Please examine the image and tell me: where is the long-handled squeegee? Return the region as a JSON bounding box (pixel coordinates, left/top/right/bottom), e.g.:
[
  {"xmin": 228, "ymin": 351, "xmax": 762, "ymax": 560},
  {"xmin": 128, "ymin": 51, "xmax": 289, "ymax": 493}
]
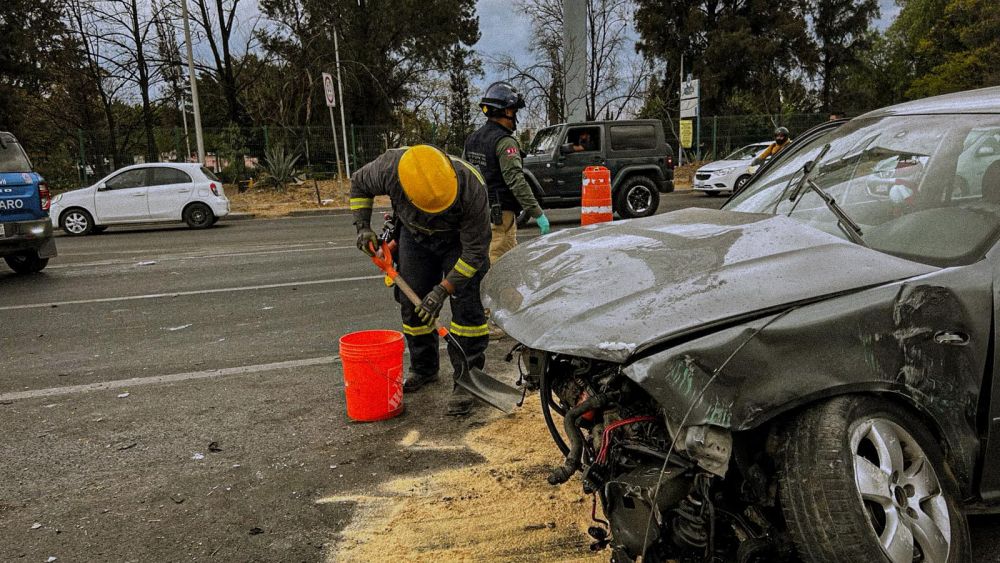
[{"xmin": 369, "ymin": 241, "xmax": 522, "ymax": 413}]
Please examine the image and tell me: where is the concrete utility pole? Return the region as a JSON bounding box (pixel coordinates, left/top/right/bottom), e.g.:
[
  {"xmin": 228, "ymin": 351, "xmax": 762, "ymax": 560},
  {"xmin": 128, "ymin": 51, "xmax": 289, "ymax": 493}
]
[
  {"xmin": 333, "ymin": 29, "xmax": 351, "ymax": 176},
  {"xmin": 563, "ymin": 0, "xmax": 587, "ymax": 123},
  {"xmin": 180, "ymin": 0, "xmax": 205, "ymax": 163}
]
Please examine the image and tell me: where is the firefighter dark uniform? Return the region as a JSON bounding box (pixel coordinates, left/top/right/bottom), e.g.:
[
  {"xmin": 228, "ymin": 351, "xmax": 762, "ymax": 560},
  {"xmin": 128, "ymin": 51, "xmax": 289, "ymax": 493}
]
[{"xmin": 350, "ymin": 145, "xmax": 491, "ymax": 414}]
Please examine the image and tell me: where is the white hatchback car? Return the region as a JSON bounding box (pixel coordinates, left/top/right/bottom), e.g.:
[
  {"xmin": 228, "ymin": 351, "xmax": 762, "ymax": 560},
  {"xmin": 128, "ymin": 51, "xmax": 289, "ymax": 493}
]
[
  {"xmin": 693, "ymin": 142, "xmax": 771, "ymax": 196},
  {"xmin": 50, "ymin": 163, "xmax": 230, "ymax": 235}
]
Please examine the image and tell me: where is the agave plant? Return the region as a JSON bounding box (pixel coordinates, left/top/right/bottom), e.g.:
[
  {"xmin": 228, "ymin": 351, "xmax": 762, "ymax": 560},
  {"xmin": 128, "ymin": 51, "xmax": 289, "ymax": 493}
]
[{"xmin": 261, "ymin": 145, "xmax": 301, "ymax": 191}]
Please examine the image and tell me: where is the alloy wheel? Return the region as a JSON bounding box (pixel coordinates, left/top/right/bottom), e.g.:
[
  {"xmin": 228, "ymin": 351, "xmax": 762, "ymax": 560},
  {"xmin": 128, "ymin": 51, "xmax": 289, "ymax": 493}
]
[
  {"xmin": 626, "ymin": 185, "xmax": 652, "ymax": 215},
  {"xmin": 851, "ymin": 418, "xmax": 952, "ymax": 563},
  {"xmin": 64, "ymin": 212, "xmax": 89, "ymax": 234}
]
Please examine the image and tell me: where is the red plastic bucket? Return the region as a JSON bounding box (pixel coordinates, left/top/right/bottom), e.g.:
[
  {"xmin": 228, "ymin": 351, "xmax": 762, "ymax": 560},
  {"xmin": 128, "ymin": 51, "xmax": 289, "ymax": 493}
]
[{"xmin": 339, "ymin": 330, "xmax": 405, "ymax": 422}]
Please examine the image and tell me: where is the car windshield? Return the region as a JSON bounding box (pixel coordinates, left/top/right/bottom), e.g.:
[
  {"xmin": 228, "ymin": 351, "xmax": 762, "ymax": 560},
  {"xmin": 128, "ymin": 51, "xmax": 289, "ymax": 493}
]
[
  {"xmin": 529, "ymin": 126, "xmax": 562, "ymax": 154},
  {"xmin": 725, "ymin": 144, "xmax": 768, "ymax": 161},
  {"xmin": 0, "ymin": 138, "xmax": 32, "ymax": 173},
  {"xmin": 725, "ymin": 114, "xmax": 1000, "ymax": 266}
]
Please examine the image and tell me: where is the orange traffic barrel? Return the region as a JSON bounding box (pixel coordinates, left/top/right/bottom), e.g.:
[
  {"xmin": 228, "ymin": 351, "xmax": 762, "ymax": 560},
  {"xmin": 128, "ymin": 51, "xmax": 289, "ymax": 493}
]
[
  {"xmin": 339, "ymin": 330, "xmax": 405, "ymax": 422},
  {"xmin": 581, "ymin": 166, "xmax": 613, "ymax": 225}
]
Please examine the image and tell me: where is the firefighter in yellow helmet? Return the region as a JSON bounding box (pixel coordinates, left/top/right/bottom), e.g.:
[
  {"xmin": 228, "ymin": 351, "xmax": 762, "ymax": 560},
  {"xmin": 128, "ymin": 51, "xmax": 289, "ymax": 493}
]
[{"xmin": 350, "ymin": 145, "xmax": 491, "ymax": 415}]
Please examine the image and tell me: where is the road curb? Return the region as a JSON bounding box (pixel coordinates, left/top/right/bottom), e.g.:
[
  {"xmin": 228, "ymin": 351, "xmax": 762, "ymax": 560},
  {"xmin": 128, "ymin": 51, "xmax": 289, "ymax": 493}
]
[
  {"xmin": 220, "ymin": 213, "xmax": 256, "ymax": 221},
  {"xmin": 286, "ymin": 207, "xmax": 392, "ymax": 218}
]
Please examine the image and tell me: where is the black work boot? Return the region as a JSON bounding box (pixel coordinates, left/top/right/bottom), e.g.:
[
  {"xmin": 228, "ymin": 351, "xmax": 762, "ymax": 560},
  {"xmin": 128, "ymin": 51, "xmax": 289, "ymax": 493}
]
[
  {"xmin": 446, "ymin": 387, "xmax": 476, "ymax": 416},
  {"xmin": 403, "ymin": 370, "xmax": 438, "ymax": 392}
]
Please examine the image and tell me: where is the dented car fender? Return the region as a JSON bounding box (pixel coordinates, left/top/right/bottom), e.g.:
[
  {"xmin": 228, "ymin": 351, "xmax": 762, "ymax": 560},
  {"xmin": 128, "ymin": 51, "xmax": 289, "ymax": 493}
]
[{"xmin": 624, "ymin": 262, "xmax": 993, "ymax": 493}]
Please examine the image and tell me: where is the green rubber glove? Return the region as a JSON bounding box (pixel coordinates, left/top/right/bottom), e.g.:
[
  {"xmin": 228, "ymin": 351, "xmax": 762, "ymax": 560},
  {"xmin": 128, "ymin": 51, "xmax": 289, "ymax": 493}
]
[{"xmin": 536, "ymin": 213, "xmax": 551, "ymax": 235}]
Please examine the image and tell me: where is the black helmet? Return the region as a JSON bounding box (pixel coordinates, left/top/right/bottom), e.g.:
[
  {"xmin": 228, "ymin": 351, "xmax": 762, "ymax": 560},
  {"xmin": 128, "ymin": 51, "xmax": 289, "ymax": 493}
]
[
  {"xmin": 775, "ymin": 127, "xmax": 790, "ymax": 137},
  {"xmin": 480, "ymin": 82, "xmax": 526, "ymax": 112}
]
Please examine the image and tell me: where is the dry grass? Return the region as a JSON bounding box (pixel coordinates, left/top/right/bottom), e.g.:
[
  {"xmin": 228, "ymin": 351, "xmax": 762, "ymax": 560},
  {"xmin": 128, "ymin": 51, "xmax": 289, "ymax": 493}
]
[
  {"xmin": 324, "ymin": 396, "xmax": 606, "ymax": 562},
  {"xmin": 226, "ymin": 178, "xmax": 389, "ymax": 217},
  {"xmin": 672, "ymin": 162, "xmax": 707, "ymax": 191}
]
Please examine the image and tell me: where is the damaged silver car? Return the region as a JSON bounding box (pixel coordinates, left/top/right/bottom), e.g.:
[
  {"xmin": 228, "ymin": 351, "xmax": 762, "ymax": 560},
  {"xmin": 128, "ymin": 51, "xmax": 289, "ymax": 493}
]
[{"xmin": 483, "ymin": 87, "xmax": 1000, "ymax": 562}]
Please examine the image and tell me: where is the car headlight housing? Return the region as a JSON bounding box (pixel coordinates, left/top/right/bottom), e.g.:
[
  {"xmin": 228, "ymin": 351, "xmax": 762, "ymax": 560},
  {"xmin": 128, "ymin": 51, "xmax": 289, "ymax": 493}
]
[
  {"xmin": 714, "ymin": 167, "xmax": 736, "ymax": 176},
  {"xmin": 52, "ymin": 194, "xmax": 63, "ymax": 204},
  {"xmin": 677, "ymin": 425, "xmax": 732, "ymax": 476}
]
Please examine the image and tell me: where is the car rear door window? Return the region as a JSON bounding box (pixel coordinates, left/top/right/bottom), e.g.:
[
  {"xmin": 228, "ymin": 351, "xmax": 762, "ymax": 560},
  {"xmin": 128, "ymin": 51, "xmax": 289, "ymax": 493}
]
[
  {"xmin": 104, "ymin": 169, "xmax": 148, "ymax": 190},
  {"xmin": 610, "ymin": 125, "xmax": 657, "ymax": 151},
  {"xmin": 149, "ymin": 167, "xmax": 192, "ymax": 186},
  {"xmin": 201, "ymin": 167, "xmax": 221, "ymax": 182}
]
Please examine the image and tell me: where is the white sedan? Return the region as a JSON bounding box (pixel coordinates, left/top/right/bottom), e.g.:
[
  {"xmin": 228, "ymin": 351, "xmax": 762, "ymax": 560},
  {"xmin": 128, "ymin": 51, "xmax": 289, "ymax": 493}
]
[
  {"xmin": 693, "ymin": 142, "xmax": 771, "ymax": 196},
  {"xmin": 50, "ymin": 163, "xmax": 230, "ymax": 235}
]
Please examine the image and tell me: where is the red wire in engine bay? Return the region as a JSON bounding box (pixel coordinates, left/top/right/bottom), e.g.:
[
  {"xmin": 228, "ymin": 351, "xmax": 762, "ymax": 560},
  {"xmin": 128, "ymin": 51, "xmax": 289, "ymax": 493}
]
[{"xmin": 595, "ymin": 415, "xmax": 658, "ymax": 464}]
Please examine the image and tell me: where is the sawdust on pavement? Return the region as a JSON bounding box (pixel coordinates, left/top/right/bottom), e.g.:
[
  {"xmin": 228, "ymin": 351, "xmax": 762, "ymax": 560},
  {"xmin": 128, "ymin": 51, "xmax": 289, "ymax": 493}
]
[{"xmin": 322, "ymin": 396, "xmax": 606, "ymax": 562}]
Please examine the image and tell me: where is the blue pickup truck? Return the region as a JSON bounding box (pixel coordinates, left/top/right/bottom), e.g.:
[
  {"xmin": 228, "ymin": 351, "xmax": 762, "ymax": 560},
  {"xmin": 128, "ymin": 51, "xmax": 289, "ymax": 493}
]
[{"xmin": 0, "ymin": 132, "xmax": 56, "ymax": 274}]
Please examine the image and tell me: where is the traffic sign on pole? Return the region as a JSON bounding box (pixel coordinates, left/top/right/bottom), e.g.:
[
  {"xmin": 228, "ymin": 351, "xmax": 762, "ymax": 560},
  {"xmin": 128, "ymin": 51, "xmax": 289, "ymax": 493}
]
[
  {"xmin": 679, "ymin": 119, "xmax": 694, "ymax": 149},
  {"xmin": 322, "ymin": 73, "xmax": 336, "ymax": 108}
]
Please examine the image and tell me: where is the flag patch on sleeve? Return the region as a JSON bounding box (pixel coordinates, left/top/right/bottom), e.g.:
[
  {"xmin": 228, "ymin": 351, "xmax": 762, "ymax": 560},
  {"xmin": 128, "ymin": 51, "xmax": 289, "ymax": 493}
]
[{"xmin": 505, "ymin": 146, "xmax": 518, "ymax": 156}]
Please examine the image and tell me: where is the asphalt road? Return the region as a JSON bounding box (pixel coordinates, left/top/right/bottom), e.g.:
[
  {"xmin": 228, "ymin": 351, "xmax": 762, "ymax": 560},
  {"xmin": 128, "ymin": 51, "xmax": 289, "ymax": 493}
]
[{"xmin": 3, "ymin": 191, "xmax": 999, "ymax": 561}]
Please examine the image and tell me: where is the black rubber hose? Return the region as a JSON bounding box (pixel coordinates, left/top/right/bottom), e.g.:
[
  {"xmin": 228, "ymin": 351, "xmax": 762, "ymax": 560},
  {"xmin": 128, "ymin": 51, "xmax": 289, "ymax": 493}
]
[
  {"xmin": 540, "ymin": 362, "xmax": 571, "ymax": 456},
  {"xmin": 548, "ymin": 391, "xmax": 620, "ymax": 485}
]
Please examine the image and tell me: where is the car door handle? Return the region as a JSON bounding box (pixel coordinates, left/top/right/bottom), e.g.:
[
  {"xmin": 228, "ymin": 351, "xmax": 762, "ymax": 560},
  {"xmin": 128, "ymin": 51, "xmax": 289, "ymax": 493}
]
[
  {"xmin": 131, "ymin": 193, "xmax": 145, "ymax": 197},
  {"xmin": 178, "ymin": 189, "xmax": 191, "ymax": 193},
  {"xmin": 934, "ymin": 331, "xmax": 969, "ymax": 346}
]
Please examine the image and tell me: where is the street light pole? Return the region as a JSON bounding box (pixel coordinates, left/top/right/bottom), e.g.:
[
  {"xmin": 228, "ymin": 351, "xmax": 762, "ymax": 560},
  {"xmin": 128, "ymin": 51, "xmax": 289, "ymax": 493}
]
[
  {"xmin": 180, "ymin": 0, "xmax": 205, "ymax": 164},
  {"xmin": 333, "ymin": 28, "xmax": 351, "ymax": 176}
]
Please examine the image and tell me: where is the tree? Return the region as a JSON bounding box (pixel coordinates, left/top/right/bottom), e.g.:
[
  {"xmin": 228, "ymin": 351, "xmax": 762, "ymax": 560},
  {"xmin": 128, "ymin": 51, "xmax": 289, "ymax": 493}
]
[
  {"xmin": 633, "ymin": 0, "xmax": 816, "ymax": 117},
  {"xmin": 498, "ymin": 0, "xmax": 651, "ymax": 125},
  {"xmin": 905, "ymin": 0, "xmax": 1000, "ymax": 98},
  {"xmin": 190, "ymin": 0, "xmax": 259, "ymax": 126},
  {"xmin": 446, "ymin": 45, "xmax": 481, "ymax": 151},
  {"xmin": 0, "ymin": 0, "xmax": 71, "ymax": 129},
  {"xmin": 259, "ymin": 0, "xmax": 480, "ymax": 129},
  {"xmin": 807, "ymin": 0, "xmax": 880, "ymax": 111}
]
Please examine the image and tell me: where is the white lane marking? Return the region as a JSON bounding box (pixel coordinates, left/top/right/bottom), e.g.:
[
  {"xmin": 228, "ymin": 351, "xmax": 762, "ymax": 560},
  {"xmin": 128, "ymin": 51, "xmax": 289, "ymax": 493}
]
[
  {"xmin": 0, "ymin": 275, "xmax": 382, "ymax": 311},
  {"xmin": 0, "ymin": 356, "xmax": 339, "ymax": 403},
  {"xmin": 48, "ymin": 245, "xmax": 354, "ymax": 270}
]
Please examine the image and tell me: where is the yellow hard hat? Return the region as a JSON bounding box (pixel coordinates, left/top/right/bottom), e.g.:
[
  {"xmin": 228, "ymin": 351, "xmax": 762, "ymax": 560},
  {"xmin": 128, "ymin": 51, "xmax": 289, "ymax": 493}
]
[{"xmin": 398, "ymin": 145, "xmax": 458, "ymax": 214}]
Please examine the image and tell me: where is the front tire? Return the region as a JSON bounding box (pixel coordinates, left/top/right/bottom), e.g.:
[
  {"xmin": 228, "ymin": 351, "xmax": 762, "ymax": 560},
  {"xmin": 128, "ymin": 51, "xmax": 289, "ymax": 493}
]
[
  {"xmin": 5, "ymin": 251, "xmax": 49, "ymax": 274},
  {"xmin": 614, "ymin": 175, "xmax": 660, "ymax": 219},
  {"xmin": 734, "ymin": 174, "xmax": 751, "ymax": 193},
  {"xmin": 780, "ymin": 396, "xmax": 968, "ymax": 563},
  {"xmin": 60, "ymin": 208, "xmax": 94, "ymax": 236},
  {"xmin": 183, "ymin": 203, "xmax": 214, "ymax": 229}
]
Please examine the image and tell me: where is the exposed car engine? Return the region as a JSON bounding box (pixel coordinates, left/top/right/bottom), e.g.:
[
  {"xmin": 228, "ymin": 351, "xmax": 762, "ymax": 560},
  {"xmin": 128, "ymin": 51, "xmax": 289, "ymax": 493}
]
[{"xmin": 522, "ymin": 348, "xmax": 796, "ymax": 563}]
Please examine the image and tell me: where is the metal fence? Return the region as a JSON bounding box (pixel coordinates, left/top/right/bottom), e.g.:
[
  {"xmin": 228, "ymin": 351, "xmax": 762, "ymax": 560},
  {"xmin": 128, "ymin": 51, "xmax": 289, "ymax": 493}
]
[{"xmin": 32, "ymin": 114, "xmax": 832, "ymax": 190}]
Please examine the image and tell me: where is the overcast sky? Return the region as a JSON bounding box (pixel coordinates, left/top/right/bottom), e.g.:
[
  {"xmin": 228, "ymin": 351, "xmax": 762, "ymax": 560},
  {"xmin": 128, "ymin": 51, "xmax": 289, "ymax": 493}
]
[{"xmin": 472, "ymin": 0, "xmax": 903, "ymax": 89}]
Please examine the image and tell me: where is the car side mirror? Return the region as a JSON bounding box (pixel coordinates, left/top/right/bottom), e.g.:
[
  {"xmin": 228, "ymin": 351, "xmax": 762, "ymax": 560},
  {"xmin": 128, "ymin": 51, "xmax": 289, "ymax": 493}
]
[
  {"xmin": 96, "ymin": 182, "xmax": 108, "ymax": 191},
  {"xmin": 559, "ymin": 143, "xmax": 574, "ymax": 155}
]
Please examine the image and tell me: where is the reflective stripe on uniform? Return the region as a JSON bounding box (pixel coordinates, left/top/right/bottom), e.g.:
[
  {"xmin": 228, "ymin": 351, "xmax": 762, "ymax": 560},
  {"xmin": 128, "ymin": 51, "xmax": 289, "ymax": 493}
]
[
  {"xmin": 451, "ymin": 157, "xmax": 486, "ymax": 185},
  {"xmin": 453, "ymin": 258, "xmax": 477, "ymax": 278},
  {"xmin": 449, "ymin": 322, "xmax": 489, "ymax": 338},
  {"xmin": 350, "ymin": 197, "xmax": 374, "ymax": 210},
  {"xmin": 403, "ymin": 323, "xmax": 435, "ymax": 336}
]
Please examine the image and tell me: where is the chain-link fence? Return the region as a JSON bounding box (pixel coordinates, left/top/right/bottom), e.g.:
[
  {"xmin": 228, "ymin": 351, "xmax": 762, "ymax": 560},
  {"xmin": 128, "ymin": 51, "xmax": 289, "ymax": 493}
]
[
  {"xmin": 686, "ymin": 113, "xmax": 832, "ymax": 161},
  {"xmin": 31, "ymin": 114, "xmax": 832, "ymax": 190}
]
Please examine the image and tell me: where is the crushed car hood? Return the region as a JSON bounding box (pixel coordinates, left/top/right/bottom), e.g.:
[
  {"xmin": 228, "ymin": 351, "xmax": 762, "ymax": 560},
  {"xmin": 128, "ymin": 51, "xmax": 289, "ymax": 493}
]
[{"xmin": 481, "ymin": 208, "xmax": 937, "ymax": 363}]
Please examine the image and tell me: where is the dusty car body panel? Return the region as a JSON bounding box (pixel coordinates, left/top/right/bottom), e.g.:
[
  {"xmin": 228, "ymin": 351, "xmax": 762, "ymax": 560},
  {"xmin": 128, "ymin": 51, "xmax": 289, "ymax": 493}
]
[
  {"xmin": 483, "ymin": 207, "xmax": 935, "ymax": 363},
  {"xmin": 623, "ymin": 262, "xmax": 993, "ymax": 494}
]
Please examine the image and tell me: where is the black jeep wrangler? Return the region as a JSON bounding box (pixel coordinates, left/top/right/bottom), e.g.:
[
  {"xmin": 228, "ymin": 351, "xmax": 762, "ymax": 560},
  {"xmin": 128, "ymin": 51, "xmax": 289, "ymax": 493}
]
[{"xmin": 521, "ymin": 119, "xmax": 674, "ymax": 224}]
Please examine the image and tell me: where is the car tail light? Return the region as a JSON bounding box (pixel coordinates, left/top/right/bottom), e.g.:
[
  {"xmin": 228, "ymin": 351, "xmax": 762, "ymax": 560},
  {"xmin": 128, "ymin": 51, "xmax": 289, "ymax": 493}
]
[
  {"xmin": 38, "ymin": 181, "xmax": 51, "ymax": 211},
  {"xmin": 210, "ymin": 182, "xmax": 220, "ymax": 196},
  {"xmin": 665, "ymin": 155, "xmax": 675, "ymax": 170}
]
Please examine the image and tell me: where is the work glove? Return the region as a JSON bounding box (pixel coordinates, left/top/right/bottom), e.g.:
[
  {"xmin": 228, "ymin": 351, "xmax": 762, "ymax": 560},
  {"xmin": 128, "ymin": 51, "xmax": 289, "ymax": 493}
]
[
  {"xmin": 356, "ymin": 226, "xmax": 378, "ymax": 257},
  {"xmin": 416, "ymin": 284, "xmax": 450, "ymax": 324},
  {"xmin": 536, "ymin": 213, "xmax": 551, "ymax": 235}
]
